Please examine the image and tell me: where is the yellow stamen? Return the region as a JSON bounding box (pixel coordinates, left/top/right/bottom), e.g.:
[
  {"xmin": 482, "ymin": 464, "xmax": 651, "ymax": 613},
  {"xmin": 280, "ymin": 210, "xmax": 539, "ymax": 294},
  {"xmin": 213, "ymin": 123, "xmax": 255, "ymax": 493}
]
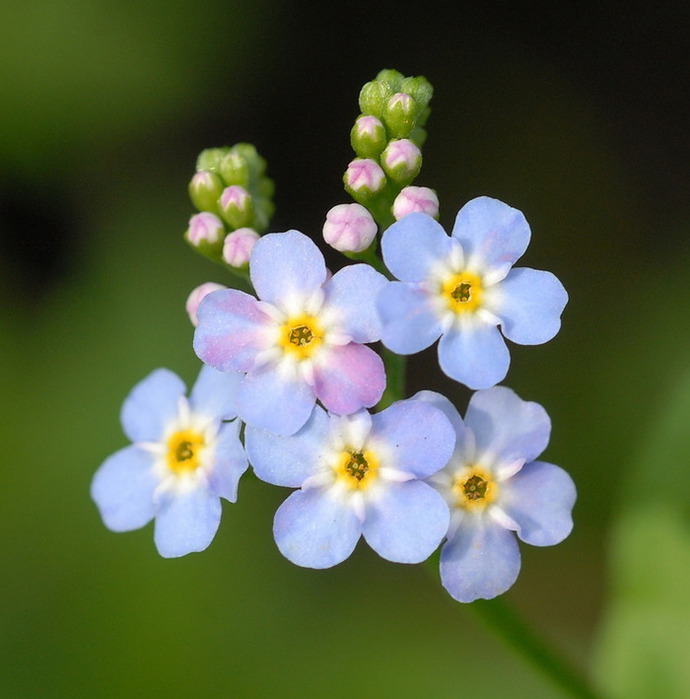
[
  {"xmin": 166, "ymin": 429, "xmax": 205, "ymax": 474},
  {"xmin": 278, "ymin": 313, "xmax": 324, "ymax": 359},
  {"xmin": 441, "ymin": 271, "xmax": 484, "ymax": 313},
  {"xmin": 334, "ymin": 449, "xmax": 380, "ymax": 490},
  {"xmin": 452, "ymin": 465, "xmax": 496, "ymax": 510}
]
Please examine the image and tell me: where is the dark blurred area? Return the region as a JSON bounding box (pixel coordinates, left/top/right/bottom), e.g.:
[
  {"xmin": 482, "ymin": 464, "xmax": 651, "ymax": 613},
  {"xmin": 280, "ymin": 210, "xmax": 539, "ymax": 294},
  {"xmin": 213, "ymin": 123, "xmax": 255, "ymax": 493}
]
[{"xmin": 1, "ymin": 2, "xmax": 689, "ymax": 697}]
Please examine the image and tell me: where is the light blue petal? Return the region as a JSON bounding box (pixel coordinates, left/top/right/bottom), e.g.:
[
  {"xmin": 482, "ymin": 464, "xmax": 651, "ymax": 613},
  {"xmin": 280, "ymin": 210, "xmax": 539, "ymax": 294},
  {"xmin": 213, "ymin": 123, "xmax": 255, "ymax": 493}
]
[
  {"xmin": 371, "ymin": 400, "xmax": 456, "ymax": 478},
  {"xmin": 237, "ymin": 365, "xmax": 316, "ymax": 436},
  {"xmin": 194, "ymin": 289, "xmax": 272, "ymax": 373},
  {"xmin": 154, "ymin": 487, "xmax": 222, "ymax": 558},
  {"xmin": 438, "ymin": 323, "xmax": 510, "ymax": 389},
  {"xmin": 410, "ymin": 390, "xmax": 467, "ymax": 442},
  {"xmin": 189, "ymin": 364, "xmax": 243, "ymax": 420},
  {"xmin": 323, "ymin": 264, "xmax": 388, "ymax": 342},
  {"xmin": 381, "ymin": 212, "xmax": 454, "ymax": 282},
  {"xmin": 245, "ymin": 405, "xmax": 330, "ymax": 487},
  {"xmin": 464, "ymin": 386, "xmax": 551, "ymax": 465},
  {"xmin": 378, "ymin": 282, "xmax": 442, "ymax": 354},
  {"xmin": 451, "ymin": 197, "xmax": 530, "ymax": 278},
  {"xmin": 90, "ymin": 445, "xmax": 157, "ymax": 532},
  {"xmin": 120, "ymin": 368, "xmax": 185, "ymax": 443},
  {"xmin": 363, "ymin": 481, "xmax": 449, "ymax": 563},
  {"xmin": 273, "ymin": 489, "xmax": 361, "ymax": 568},
  {"xmin": 250, "ymin": 230, "xmax": 326, "ymax": 307},
  {"xmin": 501, "ymin": 461, "xmax": 576, "ymax": 546},
  {"xmin": 313, "ymin": 343, "xmax": 385, "ymax": 414},
  {"xmin": 206, "ymin": 421, "xmax": 249, "ymax": 502},
  {"xmin": 440, "ymin": 515, "xmax": 521, "ymax": 602},
  {"xmin": 493, "ymin": 267, "xmax": 568, "ymax": 345}
]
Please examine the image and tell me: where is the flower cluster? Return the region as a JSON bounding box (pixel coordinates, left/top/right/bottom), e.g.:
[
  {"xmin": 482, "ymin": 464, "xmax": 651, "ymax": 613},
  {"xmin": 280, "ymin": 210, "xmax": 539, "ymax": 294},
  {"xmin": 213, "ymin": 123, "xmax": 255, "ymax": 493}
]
[{"xmin": 92, "ymin": 69, "xmax": 576, "ymax": 603}]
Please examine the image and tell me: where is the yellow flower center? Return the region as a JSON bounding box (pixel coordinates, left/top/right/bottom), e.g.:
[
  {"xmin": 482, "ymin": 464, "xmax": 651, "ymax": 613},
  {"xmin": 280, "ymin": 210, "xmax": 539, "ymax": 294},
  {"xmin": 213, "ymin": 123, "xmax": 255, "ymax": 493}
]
[
  {"xmin": 279, "ymin": 314, "xmax": 324, "ymax": 359},
  {"xmin": 334, "ymin": 449, "xmax": 379, "ymax": 490},
  {"xmin": 166, "ymin": 429, "xmax": 205, "ymax": 474},
  {"xmin": 452, "ymin": 466, "xmax": 496, "ymax": 510},
  {"xmin": 442, "ymin": 271, "xmax": 484, "ymax": 313}
]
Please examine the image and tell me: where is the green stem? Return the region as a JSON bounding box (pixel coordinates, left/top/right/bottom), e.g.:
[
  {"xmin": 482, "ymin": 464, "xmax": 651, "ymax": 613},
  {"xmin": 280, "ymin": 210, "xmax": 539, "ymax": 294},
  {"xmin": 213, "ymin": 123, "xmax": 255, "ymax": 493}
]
[
  {"xmin": 376, "ymin": 346, "xmax": 407, "ymax": 409},
  {"xmin": 467, "ymin": 597, "xmax": 603, "ymax": 699}
]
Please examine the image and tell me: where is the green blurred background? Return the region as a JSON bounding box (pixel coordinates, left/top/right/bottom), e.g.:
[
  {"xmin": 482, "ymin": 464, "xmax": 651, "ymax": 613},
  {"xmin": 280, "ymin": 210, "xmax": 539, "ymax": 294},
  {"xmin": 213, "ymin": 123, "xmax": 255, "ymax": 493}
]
[{"xmin": 2, "ymin": 2, "xmax": 690, "ymax": 697}]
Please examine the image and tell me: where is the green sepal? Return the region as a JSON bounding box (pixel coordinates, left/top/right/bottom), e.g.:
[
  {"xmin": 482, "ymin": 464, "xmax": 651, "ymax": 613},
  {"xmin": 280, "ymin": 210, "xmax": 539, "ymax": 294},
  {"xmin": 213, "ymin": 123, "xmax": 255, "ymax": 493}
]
[
  {"xmin": 359, "ymin": 80, "xmax": 394, "ymax": 118},
  {"xmin": 384, "ymin": 94, "xmax": 417, "ymax": 139},
  {"xmin": 351, "ymin": 115, "xmax": 387, "ymax": 159},
  {"xmin": 188, "ymin": 171, "xmax": 225, "ymax": 213},
  {"xmin": 196, "ymin": 147, "xmax": 230, "ymax": 174}
]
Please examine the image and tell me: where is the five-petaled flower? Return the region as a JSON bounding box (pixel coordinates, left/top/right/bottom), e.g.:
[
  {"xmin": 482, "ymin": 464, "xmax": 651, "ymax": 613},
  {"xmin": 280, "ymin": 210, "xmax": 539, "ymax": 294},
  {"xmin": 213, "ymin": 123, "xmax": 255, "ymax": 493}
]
[
  {"xmin": 91, "ymin": 365, "xmax": 248, "ymax": 558},
  {"xmin": 378, "ymin": 196, "xmax": 568, "ymax": 389},
  {"xmin": 245, "ymin": 399, "xmax": 455, "ymax": 568},
  {"xmin": 194, "ymin": 230, "xmax": 388, "ymax": 436},
  {"xmin": 414, "ymin": 386, "xmax": 576, "ymax": 602}
]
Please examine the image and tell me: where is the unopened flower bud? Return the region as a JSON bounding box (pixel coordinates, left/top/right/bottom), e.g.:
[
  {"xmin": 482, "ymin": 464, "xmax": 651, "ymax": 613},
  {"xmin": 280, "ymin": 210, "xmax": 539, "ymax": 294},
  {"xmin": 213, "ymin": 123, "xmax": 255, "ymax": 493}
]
[
  {"xmin": 188, "ymin": 171, "xmax": 224, "ymax": 213},
  {"xmin": 186, "ymin": 212, "xmax": 225, "ymax": 247},
  {"xmin": 222, "ymin": 228, "xmax": 260, "ymax": 267},
  {"xmin": 344, "ymin": 158, "xmax": 386, "ymax": 201},
  {"xmin": 351, "ymin": 115, "xmax": 387, "ymax": 159},
  {"xmin": 196, "ymin": 147, "xmax": 229, "ymax": 174},
  {"xmin": 359, "ymin": 80, "xmax": 394, "ymax": 117},
  {"xmin": 219, "ymin": 185, "xmax": 253, "ymax": 229},
  {"xmin": 219, "ymin": 151, "xmax": 250, "ymax": 187},
  {"xmin": 400, "ymin": 76, "xmax": 433, "ymax": 112},
  {"xmin": 185, "ymin": 282, "xmax": 227, "ymax": 326},
  {"xmin": 384, "ymin": 93, "xmax": 417, "ymax": 139},
  {"xmin": 381, "ymin": 139, "xmax": 422, "ymax": 185},
  {"xmin": 392, "ymin": 186, "xmax": 439, "ymax": 220},
  {"xmin": 322, "ymin": 203, "xmax": 377, "ymax": 253}
]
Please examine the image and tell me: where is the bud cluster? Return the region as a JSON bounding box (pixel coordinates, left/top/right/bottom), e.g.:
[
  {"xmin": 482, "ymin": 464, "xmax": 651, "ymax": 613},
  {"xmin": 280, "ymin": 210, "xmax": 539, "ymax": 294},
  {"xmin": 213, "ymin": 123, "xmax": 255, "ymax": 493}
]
[
  {"xmin": 186, "ymin": 143, "xmax": 274, "ymax": 269},
  {"xmin": 331, "ymin": 70, "xmax": 437, "ymax": 255}
]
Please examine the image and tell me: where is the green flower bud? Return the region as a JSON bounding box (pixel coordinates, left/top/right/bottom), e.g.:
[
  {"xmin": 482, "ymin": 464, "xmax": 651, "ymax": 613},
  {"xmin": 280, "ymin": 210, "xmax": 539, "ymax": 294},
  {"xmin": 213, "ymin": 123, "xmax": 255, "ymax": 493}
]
[
  {"xmin": 384, "ymin": 93, "xmax": 417, "ymax": 139},
  {"xmin": 375, "ymin": 69, "xmax": 405, "ymax": 91},
  {"xmin": 195, "ymin": 147, "xmax": 230, "ymax": 174},
  {"xmin": 232, "ymin": 143, "xmax": 267, "ymax": 180},
  {"xmin": 359, "ymin": 80, "xmax": 394, "ymax": 118},
  {"xmin": 350, "ymin": 115, "xmax": 387, "ymax": 158},
  {"xmin": 219, "ymin": 185, "xmax": 254, "ymax": 229},
  {"xmin": 188, "ymin": 170, "xmax": 225, "ymax": 213},
  {"xmin": 400, "ymin": 76, "xmax": 433, "ymax": 112},
  {"xmin": 219, "ymin": 151, "xmax": 250, "ymax": 187}
]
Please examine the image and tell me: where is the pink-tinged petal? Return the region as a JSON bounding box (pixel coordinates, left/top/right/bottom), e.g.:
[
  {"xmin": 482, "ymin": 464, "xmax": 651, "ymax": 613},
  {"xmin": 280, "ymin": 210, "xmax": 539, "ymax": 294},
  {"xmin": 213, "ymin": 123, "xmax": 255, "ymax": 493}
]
[
  {"xmin": 323, "ymin": 264, "xmax": 388, "ymax": 343},
  {"xmin": 371, "ymin": 400, "xmax": 456, "ymax": 478},
  {"xmin": 194, "ymin": 288, "xmax": 272, "ymax": 373},
  {"xmin": 440, "ymin": 515, "xmax": 521, "ymax": 602},
  {"xmin": 313, "ymin": 343, "xmax": 385, "ymax": 415},
  {"xmin": 377, "ymin": 282, "xmax": 442, "ymax": 354},
  {"xmin": 381, "ymin": 212, "xmax": 454, "ymax": 282},
  {"xmin": 362, "ymin": 481, "xmax": 449, "ymax": 563},
  {"xmin": 438, "ymin": 323, "xmax": 510, "ymax": 390},
  {"xmin": 245, "ymin": 406, "xmax": 331, "ymax": 487},
  {"xmin": 451, "ymin": 197, "xmax": 530, "ymax": 279},
  {"xmin": 189, "ymin": 364, "xmax": 243, "ymax": 420},
  {"xmin": 121, "ymin": 368, "xmax": 186, "ymax": 443},
  {"xmin": 464, "ymin": 386, "xmax": 551, "ymax": 466},
  {"xmin": 237, "ymin": 365, "xmax": 315, "ymax": 436},
  {"xmin": 206, "ymin": 421, "xmax": 249, "ymax": 502},
  {"xmin": 250, "ymin": 230, "xmax": 327, "ymax": 306},
  {"xmin": 154, "ymin": 487, "xmax": 221, "ymax": 558},
  {"xmin": 500, "ymin": 461, "xmax": 576, "ymax": 547},
  {"xmin": 492, "ymin": 267, "xmax": 568, "ymax": 345},
  {"xmin": 90, "ymin": 446, "xmax": 157, "ymax": 532},
  {"xmin": 273, "ymin": 489, "xmax": 362, "ymax": 568}
]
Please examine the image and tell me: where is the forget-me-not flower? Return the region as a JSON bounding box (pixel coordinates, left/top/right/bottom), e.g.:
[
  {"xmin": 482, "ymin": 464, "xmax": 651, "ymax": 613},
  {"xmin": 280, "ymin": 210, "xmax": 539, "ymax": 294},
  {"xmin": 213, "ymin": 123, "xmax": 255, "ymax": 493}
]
[
  {"xmin": 194, "ymin": 230, "xmax": 388, "ymax": 436},
  {"xmin": 415, "ymin": 386, "xmax": 576, "ymax": 603},
  {"xmin": 91, "ymin": 365, "xmax": 247, "ymax": 558},
  {"xmin": 378, "ymin": 196, "xmax": 568, "ymax": 389},
  {"xmin": 245, "ymin": 399, "xmax": 455, "ymax": 568}
]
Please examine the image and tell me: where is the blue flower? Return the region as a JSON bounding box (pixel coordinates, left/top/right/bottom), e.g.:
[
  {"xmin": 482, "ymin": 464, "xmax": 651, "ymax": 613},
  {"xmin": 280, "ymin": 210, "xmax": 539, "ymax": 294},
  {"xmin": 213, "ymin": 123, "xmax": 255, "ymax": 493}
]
[
  {"xmin": 91, "ymin": 365, "xmax": 248, "ymax": 558},
  {"xmin": 194, "ymin": 230, "xmax": 388, "ymax": 436},
  {"xmin": 378, "ymin": 197, "xmax": 568, "ymax": 389},
  {"xmin": 414, "ymin": 386, "xmax": 576, "ymax": 603},
  {"xmin": 245, "ymin": 399, "xmax": 455, "ymax": 568}
]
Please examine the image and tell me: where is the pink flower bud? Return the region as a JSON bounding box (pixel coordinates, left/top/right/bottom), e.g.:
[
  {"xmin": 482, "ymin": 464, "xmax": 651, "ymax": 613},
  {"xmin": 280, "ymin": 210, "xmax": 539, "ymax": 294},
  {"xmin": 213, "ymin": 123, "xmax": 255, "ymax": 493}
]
[
  {"xmin": 185, "ymin": 282, "xmax": 227, "ymax": 326},
  {"xmin": 219, "ymin": 185, "xmax": 253, "ymax": 228},
  {"xmin": 222, "ymin": 227, "xmax": 260, "ymax": 267},
  {"xmin": 392, "ymin": 186, "xmax": 439, "ymax": 220},
  {"xmin": 220, "ymin": 185, "xmax": 251, "ymax": 210},
  {"xmin": 381, "ymin": 139, "xmax": 422, "ymax": 182},
  {"xmin": 344, "ymin": 158, "xmax": 386, "ymax": 194},
  {"xmin": 322, "ymin": 203, "xmax": 378, "ymax": 253},
  {"xmin": 186, "ymin": 212, "xmax": 225, "ymax": 246}
]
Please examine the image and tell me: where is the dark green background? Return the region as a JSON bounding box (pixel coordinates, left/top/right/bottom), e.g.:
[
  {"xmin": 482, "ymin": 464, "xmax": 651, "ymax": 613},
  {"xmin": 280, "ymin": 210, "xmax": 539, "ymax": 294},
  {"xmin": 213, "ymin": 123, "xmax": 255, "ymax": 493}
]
[{"xmin": 2, "ymin": 2, "xmax": 689, "ymax": 696}]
